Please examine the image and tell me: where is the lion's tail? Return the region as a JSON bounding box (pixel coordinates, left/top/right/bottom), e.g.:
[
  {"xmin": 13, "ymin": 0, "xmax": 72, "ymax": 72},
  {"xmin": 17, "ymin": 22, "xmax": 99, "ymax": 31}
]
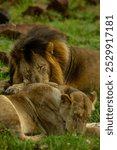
[{"xmin": 0, "ymin": 51, "xmax": 9, "ymax": 64}]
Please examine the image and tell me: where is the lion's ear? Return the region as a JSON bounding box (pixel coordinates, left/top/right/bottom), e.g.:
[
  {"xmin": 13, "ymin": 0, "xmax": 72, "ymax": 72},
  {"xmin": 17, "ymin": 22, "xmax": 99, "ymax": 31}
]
[
  {"xmin": 46, "ymin": 42, "xmax": 54, "ymax": 55},
  {"xmin": 61, "ymin": 94, "xmax": 71, "ymax": 105}
]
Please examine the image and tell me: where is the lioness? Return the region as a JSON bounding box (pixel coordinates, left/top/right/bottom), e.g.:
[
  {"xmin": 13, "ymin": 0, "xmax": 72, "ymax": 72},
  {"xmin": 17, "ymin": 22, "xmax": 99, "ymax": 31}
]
[
  {"xmin": 0, "ymin": 83, "xmax": 98, "ymax": 141},
  {"xmin": 8, "ymin": 26, "xmax": 99, "ymax": 92}
]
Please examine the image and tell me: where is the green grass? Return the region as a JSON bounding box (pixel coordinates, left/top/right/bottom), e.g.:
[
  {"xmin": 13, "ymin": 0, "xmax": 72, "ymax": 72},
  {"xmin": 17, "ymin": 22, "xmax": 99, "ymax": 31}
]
[
  {"xmin": 0, "ymin": 129, "xmax": 99, "ymax": 150},
  {"xmin": 40, "ymin": 134, "xmax": 100, "ymax": 150},
  {"xmin": 0, "ymin": 129, "xmax": 36, "ymax": 150},
  {"xmin": 1, "ymin": 0, "xmax": 100, "ymax": 49},
  {"xmin": 0, "ymin": 61, "xmax": 9, "ymax": 80},
  {"xmin": 0, "ymin": 0, "xmax": 100, "ymax": 149},
  {"xmin": 0, "ymin": 36, "xmax": 14, "ymax": 52}
]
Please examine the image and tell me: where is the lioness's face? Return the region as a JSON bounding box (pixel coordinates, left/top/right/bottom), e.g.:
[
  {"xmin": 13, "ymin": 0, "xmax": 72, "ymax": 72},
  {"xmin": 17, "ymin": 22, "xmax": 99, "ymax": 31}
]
[
  {"xmin": 60, "ymin": 91, "xmax": 93, "ymax": 133},
  {"xmin": 12, "ymin": 52, "xmax": 50, "ymax": 84}
]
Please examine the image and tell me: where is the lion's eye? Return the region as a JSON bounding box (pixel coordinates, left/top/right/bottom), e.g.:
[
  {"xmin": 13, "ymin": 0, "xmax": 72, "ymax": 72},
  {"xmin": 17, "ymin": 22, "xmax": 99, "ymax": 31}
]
[
  {"xmin": 39, "ymin": 65, "xmax": 43, "ymax": 70},
  {"xmin": 36, "ymin": 64, "xmax": 45, "ymax": 70}
]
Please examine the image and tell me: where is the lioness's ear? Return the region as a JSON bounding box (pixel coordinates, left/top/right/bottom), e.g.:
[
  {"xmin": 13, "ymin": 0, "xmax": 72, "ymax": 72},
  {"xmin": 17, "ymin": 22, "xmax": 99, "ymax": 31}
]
[
  {"xmin": 87, "ymin": 91, "xmax": 97, "ymax": 111},
  {"xmin": 61, "ymin": 94, "xmax": 71, "ymax": 105},
  {"xmin": 46, "ymin": 42, "xmax": 54, "ymax": 55}
]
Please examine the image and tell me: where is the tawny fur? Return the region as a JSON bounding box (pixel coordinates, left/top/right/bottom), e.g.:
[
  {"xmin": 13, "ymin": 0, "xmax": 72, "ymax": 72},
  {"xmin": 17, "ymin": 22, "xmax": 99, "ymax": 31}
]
[
  {"xmin": 6, "ymin": 26, "xmax": 99, "ymax": 92},
  {"xmin": 0, "ymin": 83, "xmax": 99, "ymax": 141}
]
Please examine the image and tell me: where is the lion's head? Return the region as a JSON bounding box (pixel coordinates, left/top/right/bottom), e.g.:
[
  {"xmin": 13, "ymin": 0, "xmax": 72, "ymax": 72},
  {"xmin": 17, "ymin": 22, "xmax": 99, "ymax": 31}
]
[
  {"xmin": 60, "ymin": 88, "xmax": 97, "ymax": 133},
  {"xmin": 9, "ymin": 26, "xmax": 69, "ymax": 85}
]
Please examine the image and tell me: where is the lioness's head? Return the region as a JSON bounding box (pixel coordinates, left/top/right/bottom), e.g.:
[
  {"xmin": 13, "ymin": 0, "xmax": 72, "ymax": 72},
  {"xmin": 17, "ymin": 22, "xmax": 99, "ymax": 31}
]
[
  {"xmin": 9, "ymin": 26, "xmax": 69, "ymax": 85},
  {"xmin": 60, "ymin": 89, "xmax": 97, "ymax": 133}
]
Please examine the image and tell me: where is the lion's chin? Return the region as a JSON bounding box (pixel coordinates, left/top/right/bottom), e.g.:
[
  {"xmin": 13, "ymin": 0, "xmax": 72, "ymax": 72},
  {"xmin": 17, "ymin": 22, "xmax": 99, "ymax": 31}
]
[{"xmin": 66, "ymin": 118, "xmax": 86, "ymax": 134}]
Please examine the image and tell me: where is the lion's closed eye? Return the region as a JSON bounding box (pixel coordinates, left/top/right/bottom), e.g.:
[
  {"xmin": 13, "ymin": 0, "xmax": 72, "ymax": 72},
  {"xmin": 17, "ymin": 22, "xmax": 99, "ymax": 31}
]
[{"xmin": 36, "ymin": 64, "xmax": 46, "ymax": 71}]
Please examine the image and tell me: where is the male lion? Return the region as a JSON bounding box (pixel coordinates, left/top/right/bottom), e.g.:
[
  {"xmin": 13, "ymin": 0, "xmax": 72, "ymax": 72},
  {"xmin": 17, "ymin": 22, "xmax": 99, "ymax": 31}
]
[
  {"xmin": 8, "ymin": 26, "xmax": 99, "ymax": 92},
  {"xmin": 0, "ymin": 83, "xmax": 98, "ymax": 141}
]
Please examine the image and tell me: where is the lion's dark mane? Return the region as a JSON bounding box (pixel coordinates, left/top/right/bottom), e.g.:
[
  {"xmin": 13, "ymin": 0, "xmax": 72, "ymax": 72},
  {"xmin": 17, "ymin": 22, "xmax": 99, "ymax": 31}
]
[{"xmin": 10, "ymin": 26, "xmax": 67, "ymax": 63}]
